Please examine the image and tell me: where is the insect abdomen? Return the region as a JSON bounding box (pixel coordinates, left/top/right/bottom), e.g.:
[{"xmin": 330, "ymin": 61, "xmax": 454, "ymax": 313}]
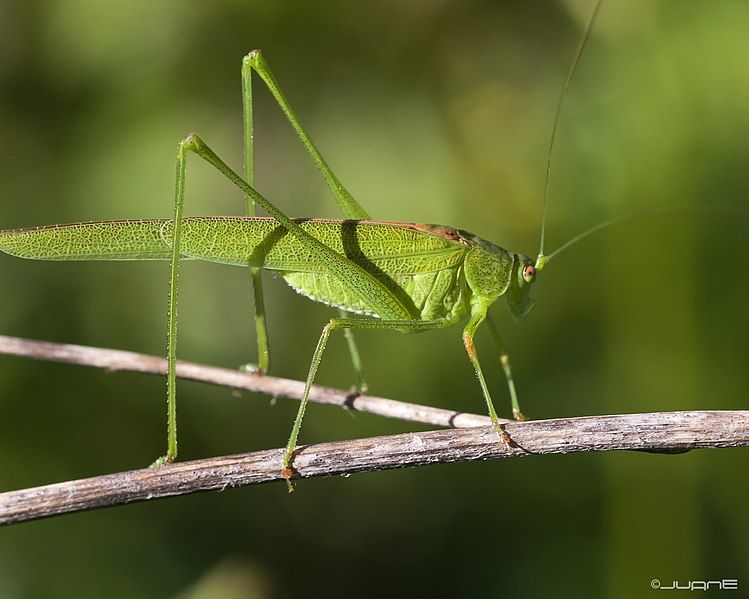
[{"xmin": 283, "ymin": 264, "xmax": 469, "ymax": 321}]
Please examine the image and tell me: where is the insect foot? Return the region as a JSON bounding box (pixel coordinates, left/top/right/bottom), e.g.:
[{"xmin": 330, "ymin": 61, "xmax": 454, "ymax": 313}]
[
  {"xmin": 490, "ymin": 419, "xmax": 512, "ymax": 446},
  {"xmin": 149, "ymin": 455, "xmax": 172, "ymax": 468},
  {"xmin": 281, "ymin": 458, "xmax": 296, "ymax": 494},
  {"xmin": 238, "ymin": 363, "xmax": 265, "ymax": 375}
]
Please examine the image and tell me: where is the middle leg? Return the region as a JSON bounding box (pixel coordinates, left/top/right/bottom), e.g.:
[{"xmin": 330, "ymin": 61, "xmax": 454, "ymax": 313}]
[
  {"xmin": 282, "ymin": 316, "xmax": 451, "ymax": 484},
  {"xmin": 486, "ymin": 312, "xmax": 525, "ymax": 421}
]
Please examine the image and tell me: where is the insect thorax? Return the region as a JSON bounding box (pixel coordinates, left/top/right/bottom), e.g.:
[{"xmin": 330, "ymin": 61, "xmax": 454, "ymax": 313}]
[{"xmin": 461, "ymin": 236, "xmax": 515, "ymax": 304}]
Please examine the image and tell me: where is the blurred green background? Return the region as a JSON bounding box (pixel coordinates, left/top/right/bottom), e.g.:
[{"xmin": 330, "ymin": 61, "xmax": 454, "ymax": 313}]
[{"xmin": 1, "ymin": 0, "xmax": 747, "ymax": 596}]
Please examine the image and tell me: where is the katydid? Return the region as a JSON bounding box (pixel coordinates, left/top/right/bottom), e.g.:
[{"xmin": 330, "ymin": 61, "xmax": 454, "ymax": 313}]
[{"xmin": 0, "ymin": 2, "xmax": 605, "ymax": 480}]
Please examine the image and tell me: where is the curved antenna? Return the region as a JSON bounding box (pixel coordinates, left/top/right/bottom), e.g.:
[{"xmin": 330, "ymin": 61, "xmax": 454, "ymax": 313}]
[
  {"xmin": 544, "ymin": 214, "xmax": 632, "ymax": 264},
  {"xmin": 543, "ymin": 205, "xmax": 745, "ymax": 264},
  {"xmin": 537, "ymin": 0, "xmax": 604, "ymax": 271}
]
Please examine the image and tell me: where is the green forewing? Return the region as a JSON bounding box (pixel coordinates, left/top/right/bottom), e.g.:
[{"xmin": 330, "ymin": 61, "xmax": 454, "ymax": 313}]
[
  {"xmin": 0, "ymin": 220, "xmax": 173, "ymax": 261},
  {"xmin": 0, "ymin": 217, "xmax": 471, "ymax": 320}
]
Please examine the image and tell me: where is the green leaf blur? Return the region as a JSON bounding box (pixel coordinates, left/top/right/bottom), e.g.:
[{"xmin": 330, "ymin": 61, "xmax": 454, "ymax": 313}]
[{"xmin": 0, "ymin": 0, "xmax": 747, "ymax": 596}]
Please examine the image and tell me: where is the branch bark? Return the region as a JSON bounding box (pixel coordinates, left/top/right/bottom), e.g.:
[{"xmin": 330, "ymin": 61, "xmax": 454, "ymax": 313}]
[
  {"xmin": 1, "ymin": 410, "xmax": 747, "ymax": 526},
  {"xmin": 0, "ymin": 334, "xmax": 497, "ymax": 428}
]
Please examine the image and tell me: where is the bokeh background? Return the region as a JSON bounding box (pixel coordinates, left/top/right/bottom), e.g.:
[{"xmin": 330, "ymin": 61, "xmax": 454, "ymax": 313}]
[{"xmin": 1, "ymin": 0, "xmax": 747, "ymax": 596}]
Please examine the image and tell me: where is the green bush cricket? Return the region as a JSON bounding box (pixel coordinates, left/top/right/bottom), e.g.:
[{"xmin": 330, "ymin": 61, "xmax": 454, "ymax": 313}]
[{"xmin": 0, "ymin": 2, "xmax": 607, "ymax": 482}]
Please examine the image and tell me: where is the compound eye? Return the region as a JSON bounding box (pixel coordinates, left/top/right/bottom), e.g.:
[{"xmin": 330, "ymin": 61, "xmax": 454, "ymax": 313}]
[{"xmin": 522, "ymin": 265, "xmax": 537, "ymax": 283}]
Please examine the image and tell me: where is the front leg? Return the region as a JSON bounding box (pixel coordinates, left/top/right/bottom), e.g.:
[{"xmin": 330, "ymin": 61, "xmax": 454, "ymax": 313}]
[{"xmin": 462, "ymin": 302, "xmax": 511, "ymax": 443}]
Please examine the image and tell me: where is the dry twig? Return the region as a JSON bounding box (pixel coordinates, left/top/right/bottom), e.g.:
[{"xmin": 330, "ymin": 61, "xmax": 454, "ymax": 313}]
[
  {"xmin": 1, "ymin": 410, "xmax": 747, "ymax": 525},
  {"xmin": 0, "ymin": 334, "xmax": 496, "ymax": 428},
  {"xmin": 0, "ymin": 335, "xmax": 746, "ymax": 527}
]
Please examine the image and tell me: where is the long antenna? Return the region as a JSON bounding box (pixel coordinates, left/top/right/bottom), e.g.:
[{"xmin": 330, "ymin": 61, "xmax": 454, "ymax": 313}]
[
  {"xmin": 537, "ymin": 0, "xmax": 604, "ymax": 271},
  {"xmin": 544, "ymin": 205, "xmax": 745, "ymax": 263}
]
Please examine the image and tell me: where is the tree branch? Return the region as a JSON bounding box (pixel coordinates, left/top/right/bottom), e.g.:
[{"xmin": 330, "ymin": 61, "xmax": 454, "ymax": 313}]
[
  {"xmin": 1, "ymin": 410, "xmax": 746, "ymax": 526},
  {"xmin": 1, "ymin": 336, "xmax": 747, "ymax": 526},
  {"xmin": 0, "ymin": 334, "xmax": 497, "ymax": 428}
]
